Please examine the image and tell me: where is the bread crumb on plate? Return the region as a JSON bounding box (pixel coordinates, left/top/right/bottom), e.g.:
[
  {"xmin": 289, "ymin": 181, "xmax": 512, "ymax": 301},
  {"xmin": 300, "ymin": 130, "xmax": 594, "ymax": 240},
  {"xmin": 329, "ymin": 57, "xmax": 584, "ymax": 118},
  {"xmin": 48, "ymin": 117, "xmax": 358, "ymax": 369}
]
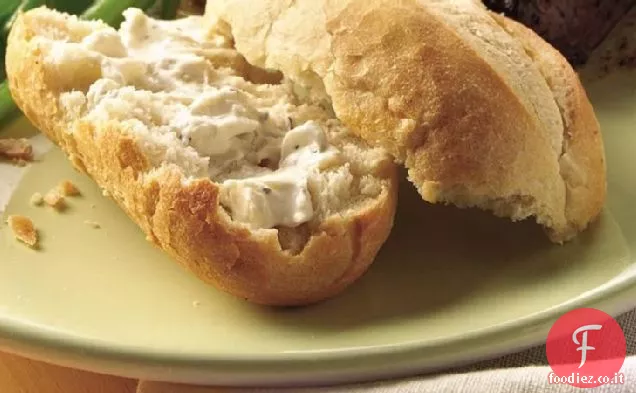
[
  {"xmin": 83, "ymin": 220, "xmax": 101, "ymax": 229},
  {"xmin": 0, "ymin": 138, "xmax": 33, "ymax": 162},
  {"xmin": 6, "ymin": 215, "xmax": 38, "ymax": 248},
  {"xmin": 58, "ymin": 180, "xmax": 80, "ymax": 196},
  {"xmin": 43, "ymin": 190, "xmax": 66, "ymax": 211},
  {"xmin": 30, "ymin": 192, "xmax": 44, "ymax": 206},
  {"xmin": 12, "ymin": 159, "xmax": 29, "ymax": 167}
]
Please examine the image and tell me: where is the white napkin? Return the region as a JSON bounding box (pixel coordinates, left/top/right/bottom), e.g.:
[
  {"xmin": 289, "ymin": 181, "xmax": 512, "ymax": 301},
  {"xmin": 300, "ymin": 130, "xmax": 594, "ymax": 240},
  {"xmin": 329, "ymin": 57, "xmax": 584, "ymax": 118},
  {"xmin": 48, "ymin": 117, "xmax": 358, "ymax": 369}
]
[{"xmin": 138, "ymin": 358, "xmax": 636, "ymax": 393}]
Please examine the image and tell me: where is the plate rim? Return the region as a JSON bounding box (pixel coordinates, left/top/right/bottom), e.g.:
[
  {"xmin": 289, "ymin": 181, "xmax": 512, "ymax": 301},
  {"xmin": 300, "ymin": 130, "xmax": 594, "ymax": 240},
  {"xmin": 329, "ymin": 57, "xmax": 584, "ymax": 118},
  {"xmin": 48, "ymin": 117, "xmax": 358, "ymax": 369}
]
[{"xmin": 0, "ymin": 264, "xmax": 634, "ymax": 386}]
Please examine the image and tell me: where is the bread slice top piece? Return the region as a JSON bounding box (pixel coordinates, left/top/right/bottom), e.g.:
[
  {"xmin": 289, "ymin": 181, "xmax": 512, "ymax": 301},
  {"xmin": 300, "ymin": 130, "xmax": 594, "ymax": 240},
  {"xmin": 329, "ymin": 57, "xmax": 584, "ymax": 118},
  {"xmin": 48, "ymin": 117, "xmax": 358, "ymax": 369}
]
[
  {"xmin": 6, "ymin": 7, "xmax": 398, "ymax": 305},
  {"xmin": 206, "ymin": 0, "xmax": 607, "ymax": 243}
]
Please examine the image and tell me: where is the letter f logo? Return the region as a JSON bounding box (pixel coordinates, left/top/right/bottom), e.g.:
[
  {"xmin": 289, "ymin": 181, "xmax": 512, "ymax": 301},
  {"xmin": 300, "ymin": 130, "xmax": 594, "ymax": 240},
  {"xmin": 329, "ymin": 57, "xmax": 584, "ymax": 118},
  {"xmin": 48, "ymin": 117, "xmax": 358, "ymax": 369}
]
[{"xmin": 573, "ymin": 324, "xmax": 603, "ymax": 368}]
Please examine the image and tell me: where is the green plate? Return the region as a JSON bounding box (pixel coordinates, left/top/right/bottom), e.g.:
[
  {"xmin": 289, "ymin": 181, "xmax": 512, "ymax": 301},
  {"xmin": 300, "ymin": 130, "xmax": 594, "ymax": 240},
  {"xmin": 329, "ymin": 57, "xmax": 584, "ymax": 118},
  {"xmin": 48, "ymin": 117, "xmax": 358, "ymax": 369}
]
[{"xmin": 0, "ymin": 41, "xmax": 636, "ymax": 388}]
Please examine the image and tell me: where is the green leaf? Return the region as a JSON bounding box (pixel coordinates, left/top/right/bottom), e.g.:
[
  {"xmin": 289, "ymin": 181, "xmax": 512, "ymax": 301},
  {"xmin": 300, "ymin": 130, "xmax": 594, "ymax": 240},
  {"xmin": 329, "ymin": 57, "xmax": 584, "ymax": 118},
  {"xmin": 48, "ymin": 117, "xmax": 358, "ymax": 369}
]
[
  {"xmin": 0, "ymin": 0, "xmax": 22, "ymax": 28},
  {"xmin": 82, "ymin": 0, "xmax": 158, "ymax": 28},
  {"xmin": 45, "ymin": 0, "xmax": 94, "ymax": 15},
  {"xmin": 0, "ymin": 81, "xmax": 19, "ymax": 128},
  {"xmin": 160, "ymin": 0, "xmax": 180, "ymax": 20}
]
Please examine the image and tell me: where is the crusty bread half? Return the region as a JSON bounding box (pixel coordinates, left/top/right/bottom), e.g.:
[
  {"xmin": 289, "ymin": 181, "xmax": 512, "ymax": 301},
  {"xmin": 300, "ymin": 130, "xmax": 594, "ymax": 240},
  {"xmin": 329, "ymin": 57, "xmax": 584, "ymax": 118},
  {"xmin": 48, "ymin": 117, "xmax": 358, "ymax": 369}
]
[
  {"xmin": 6, "ymin": 7, "xmax": 398, "ymax": 306},
  {"xmin": 206, "ymin": 0, "xmax": 607, "ymax": 243},
  {"xmin": 491, "ymin": 14, "xmax": 608, "ymax": 245}
]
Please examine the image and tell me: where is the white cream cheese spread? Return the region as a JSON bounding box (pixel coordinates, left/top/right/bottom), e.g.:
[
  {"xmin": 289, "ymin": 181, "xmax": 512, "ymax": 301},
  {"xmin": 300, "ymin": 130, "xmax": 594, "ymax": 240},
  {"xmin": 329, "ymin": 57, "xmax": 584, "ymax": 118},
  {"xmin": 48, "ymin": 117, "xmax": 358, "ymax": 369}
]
[{"xmin": 51, "ymin": 9, "xmax": 344, "ymax": 229}]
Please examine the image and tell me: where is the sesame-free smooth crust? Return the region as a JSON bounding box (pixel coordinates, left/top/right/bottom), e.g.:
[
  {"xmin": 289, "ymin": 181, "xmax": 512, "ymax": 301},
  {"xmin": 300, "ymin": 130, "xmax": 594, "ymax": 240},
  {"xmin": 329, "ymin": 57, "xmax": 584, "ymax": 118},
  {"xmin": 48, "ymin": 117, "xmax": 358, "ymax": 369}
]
[{"xmin": 206, "ymin": 0, "xmax": 607, "ymax": 242}]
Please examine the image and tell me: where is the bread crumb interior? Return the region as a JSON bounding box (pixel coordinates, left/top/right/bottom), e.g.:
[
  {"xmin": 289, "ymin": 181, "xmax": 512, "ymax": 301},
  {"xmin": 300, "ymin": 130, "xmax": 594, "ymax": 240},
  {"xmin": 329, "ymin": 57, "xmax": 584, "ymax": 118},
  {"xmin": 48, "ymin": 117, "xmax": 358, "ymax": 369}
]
[{"xmin": 43, "ymin": 9, "xmax": 388, "ymax": 234}]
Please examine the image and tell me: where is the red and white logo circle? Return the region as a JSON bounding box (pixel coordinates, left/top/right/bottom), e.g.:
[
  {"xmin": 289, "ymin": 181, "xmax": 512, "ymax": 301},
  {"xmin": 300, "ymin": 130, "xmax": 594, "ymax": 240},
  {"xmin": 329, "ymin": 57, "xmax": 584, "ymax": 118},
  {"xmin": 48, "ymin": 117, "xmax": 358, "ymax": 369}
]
[{"xmin": 546, "ymin": 308, "xmax": 626, "ymax": 388}]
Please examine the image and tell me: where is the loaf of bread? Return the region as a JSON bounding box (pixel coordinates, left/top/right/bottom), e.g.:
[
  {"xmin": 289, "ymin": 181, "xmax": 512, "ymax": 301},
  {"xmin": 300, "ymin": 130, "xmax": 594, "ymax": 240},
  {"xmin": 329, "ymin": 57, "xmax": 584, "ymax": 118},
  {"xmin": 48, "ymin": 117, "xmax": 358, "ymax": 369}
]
[
  {"xmin": 206, "ymin": 0, "xmax": 607, "ymax": 243},
  {"xmin": 6, "ymin": 7, "xmax": 398, "ymax": 306}
]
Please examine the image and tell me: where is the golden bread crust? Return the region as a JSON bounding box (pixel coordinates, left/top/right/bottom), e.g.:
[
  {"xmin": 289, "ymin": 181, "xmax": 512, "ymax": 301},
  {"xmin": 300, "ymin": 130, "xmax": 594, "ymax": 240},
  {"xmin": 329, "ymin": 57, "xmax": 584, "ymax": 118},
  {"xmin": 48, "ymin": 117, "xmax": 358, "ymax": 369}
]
[
  {"xmin": 494, "ymin": 15, "xmax": 607, "ymax": 241},
  {"xmin": 206, "ymin": 0, "xmax": 607, "ymax": 242}
]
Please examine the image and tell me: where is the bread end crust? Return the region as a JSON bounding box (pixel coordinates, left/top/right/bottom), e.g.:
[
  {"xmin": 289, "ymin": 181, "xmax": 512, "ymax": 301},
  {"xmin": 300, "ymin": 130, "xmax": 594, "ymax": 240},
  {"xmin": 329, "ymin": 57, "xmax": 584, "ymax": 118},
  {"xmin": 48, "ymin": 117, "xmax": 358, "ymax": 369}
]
[{"xmin": 6, "ymin": 8, "xmax": 399, "ymax": 306}]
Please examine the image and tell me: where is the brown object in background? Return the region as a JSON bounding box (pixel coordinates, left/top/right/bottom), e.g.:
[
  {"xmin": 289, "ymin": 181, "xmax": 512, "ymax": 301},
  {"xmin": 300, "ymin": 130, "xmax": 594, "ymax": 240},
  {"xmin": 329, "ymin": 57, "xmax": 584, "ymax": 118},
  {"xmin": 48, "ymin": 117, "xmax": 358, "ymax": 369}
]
[
  {"xmin": 579, "ymin": 5, "xmax": 636, "ymax": 79},
  {"xmin": 0, "ymin": 138, "xmax": 32, "ymax": 161},
  {"xmin": 483, "ymin": 0, "xmax": 636, "ymax": 65},
  {"xmin": 178, "ymin": 0, "xmax": 207, "ymax": 16},
  {"xmin": 6, "ymin": 215, "xmax": 38, "ymax": 248}
]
